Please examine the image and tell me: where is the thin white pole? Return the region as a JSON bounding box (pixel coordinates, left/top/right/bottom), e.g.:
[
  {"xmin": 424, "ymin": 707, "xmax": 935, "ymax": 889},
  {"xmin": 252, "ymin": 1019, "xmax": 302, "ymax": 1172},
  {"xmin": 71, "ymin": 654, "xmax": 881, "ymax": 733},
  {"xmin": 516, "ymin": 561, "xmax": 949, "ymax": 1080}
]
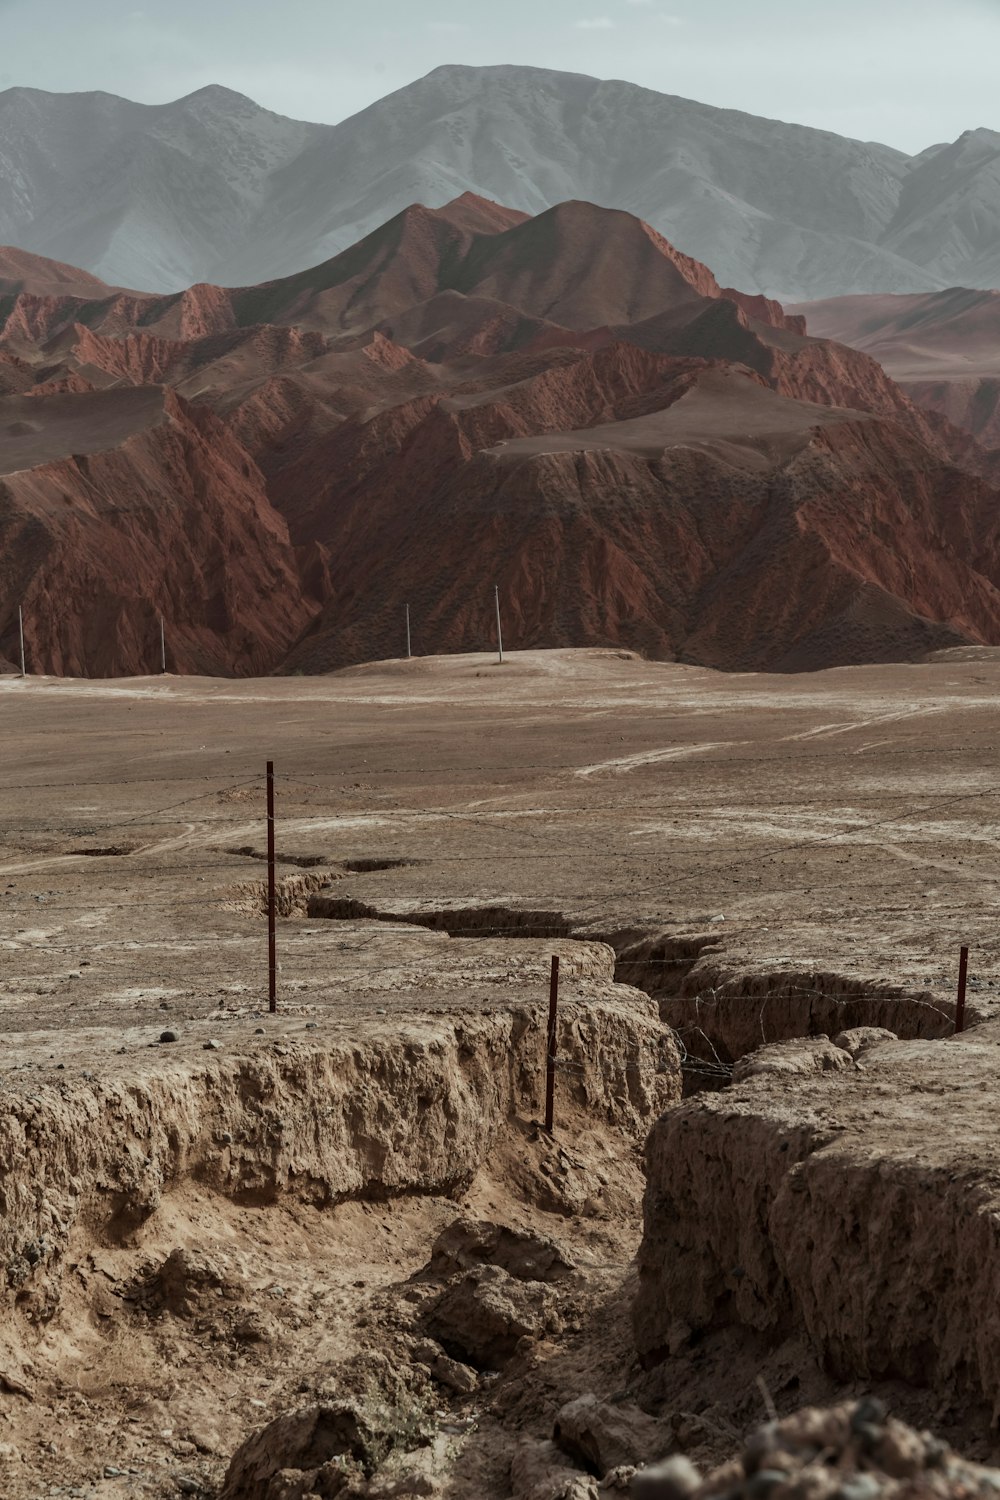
[
  {"xmin": 18, "ymin": 606, "xmax": 25, "ymax": 678},
  {"xmin": 494, "ymin": 585, "xmax": 504, "ymax": 665},
  {"xmin": 160, "ymin": 616, "xmax": 166, "ymax": 674},
  {"xmin": 405, "ymin": 603, "xmax": 411, "ymax": 660}
]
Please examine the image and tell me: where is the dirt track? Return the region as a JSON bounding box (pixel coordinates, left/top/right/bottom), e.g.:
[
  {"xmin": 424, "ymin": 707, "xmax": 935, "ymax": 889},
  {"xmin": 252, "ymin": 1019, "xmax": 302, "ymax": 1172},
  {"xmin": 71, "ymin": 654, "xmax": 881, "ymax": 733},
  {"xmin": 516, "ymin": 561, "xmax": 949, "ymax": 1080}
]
[{"xmin": 3, "ymin": 645, "xmax": 1000, "ymax": 1497}]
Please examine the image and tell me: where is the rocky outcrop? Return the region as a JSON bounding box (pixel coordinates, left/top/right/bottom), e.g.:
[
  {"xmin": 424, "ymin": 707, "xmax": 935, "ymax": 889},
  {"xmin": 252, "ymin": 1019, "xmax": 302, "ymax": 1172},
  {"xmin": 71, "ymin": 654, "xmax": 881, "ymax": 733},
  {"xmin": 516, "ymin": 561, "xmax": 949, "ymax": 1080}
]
[
  {"xmin": 280, "ymin": 380, "xmax": 1000, "ymax": 675},
  {"xmin": 0, "ymin": 386, "xmax": 319, "ymax": 675},
  {"xmin": 792, "ymin": 288, "xmax": 1000, "ymax": 456}
]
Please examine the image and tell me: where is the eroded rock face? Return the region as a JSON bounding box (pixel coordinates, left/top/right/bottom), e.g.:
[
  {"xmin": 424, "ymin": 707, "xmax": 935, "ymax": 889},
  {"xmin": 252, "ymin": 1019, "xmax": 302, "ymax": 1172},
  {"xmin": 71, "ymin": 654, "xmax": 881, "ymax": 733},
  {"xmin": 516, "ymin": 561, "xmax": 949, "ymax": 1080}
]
[
  {"xmin": 5, "ymin": 197, "xmax": 1000, "ymax": 677},
  {"xmin": 634, "ymin": 1031, "xmax": 1000, "ymax": 1416}
]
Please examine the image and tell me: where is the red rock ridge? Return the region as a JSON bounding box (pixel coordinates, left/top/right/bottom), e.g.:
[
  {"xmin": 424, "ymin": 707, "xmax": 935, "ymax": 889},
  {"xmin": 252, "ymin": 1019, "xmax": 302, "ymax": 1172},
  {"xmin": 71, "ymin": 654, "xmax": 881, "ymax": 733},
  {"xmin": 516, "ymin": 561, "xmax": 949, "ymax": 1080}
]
[
  {"xmin": 0, "ymin": 388, "xmax": 319, "ymax": 676},
  {"xmin": 2, "ymin": 198, "xmax": 1000, "ymax": 676}
]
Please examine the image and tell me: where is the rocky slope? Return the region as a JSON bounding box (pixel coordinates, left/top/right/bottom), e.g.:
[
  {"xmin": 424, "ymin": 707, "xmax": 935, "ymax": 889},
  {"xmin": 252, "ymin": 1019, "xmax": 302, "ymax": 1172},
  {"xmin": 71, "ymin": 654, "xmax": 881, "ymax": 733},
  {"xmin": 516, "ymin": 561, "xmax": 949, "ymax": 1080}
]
[
  {"xmin": 4, "ymin": 198, "xmax": 1000, "ymax": 676},
  {"xmin": 3, "ymin": 68, "xmax": 1000, "ymax": 297},
  {"xmin": 0, "ymin": 386, "xmax": 320, "ymax": 676}
]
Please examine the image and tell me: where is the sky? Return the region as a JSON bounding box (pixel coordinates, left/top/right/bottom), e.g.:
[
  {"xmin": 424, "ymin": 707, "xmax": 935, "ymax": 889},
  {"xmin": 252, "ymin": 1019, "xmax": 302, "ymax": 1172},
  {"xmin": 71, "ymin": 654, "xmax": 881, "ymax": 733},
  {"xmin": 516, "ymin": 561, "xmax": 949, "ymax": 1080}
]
[{"xmin": 0, "ymin": 0, "xmax": 996, "ymax": 154}]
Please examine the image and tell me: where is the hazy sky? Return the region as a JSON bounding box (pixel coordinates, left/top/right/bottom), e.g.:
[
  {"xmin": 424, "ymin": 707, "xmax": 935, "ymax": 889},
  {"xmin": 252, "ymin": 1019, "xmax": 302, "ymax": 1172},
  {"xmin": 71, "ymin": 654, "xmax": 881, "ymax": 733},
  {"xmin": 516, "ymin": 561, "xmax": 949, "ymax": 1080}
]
[{"xmin": 0, "ymin": 0, "xmax": 995, "ymax": 153}]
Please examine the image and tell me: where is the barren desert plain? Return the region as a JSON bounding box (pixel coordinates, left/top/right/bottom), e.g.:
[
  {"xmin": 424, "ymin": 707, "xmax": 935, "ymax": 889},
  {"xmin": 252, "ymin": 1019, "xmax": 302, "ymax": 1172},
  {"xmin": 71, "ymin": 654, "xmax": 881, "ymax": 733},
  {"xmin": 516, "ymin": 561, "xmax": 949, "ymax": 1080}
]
[{"xmin": 4, "ymin": 646, "xmax": 1000, "ymax": 1498}]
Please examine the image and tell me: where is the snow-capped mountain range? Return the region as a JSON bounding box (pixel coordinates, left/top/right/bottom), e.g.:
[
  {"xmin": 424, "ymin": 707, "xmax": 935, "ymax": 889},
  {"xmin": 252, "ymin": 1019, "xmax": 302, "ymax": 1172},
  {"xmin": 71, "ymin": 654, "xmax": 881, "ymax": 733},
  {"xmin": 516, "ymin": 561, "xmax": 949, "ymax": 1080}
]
[{"xmin": 1, "ymin": 63, "xmax": 998, "ymax": 299}]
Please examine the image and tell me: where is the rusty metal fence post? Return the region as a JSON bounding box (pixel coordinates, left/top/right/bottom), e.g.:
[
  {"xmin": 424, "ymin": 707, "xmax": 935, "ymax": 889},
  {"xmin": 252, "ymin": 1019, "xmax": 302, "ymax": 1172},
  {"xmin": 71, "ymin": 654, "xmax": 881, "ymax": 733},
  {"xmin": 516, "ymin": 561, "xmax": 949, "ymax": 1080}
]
[
  {"xmin": 267, "ymin": 761, "xmax": 277, "ymax": 1013},
  {"xmin": 544, "ymin": 955, "xmax": 559, "ymax": 1133},
  {"xmin": 956, "ymin": 944, "xmax": 969, "ymax": 1034}
]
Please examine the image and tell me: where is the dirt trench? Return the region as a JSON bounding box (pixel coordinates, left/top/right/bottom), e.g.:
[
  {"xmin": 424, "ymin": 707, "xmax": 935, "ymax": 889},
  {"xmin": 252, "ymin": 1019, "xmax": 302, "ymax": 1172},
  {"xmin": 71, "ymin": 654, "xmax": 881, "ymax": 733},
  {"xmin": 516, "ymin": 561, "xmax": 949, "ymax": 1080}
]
[
  {"xmin": 289, "ymin": 886, "xmax": 967, "ymax": 1086},
  {"xmin": 614, "ymin": 932, "xmax": 961, "ymax": 1088},
  {"xmin": 0, "ymin": 976, "xmax": 681, "ymax": 1499},
  {"xmin": 1, "ymin": 997, "xmax": 676, "ymax": 1314}
]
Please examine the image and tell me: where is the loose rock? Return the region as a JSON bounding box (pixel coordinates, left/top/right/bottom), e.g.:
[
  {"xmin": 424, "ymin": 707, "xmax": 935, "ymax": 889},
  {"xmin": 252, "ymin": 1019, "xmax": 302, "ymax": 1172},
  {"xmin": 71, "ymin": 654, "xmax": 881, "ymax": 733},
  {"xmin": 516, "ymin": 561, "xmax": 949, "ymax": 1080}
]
[
  {"xmin": 833, "ymin": 1028, "xmax": 897, "ymax": 1058},
  {"xmin": 554, "ymin": 1394, "xmax": 671, "ymax": 1478},
  {"xmin": 425, "ymin": 1264, "xmax": 556, "ymax": 1367}
]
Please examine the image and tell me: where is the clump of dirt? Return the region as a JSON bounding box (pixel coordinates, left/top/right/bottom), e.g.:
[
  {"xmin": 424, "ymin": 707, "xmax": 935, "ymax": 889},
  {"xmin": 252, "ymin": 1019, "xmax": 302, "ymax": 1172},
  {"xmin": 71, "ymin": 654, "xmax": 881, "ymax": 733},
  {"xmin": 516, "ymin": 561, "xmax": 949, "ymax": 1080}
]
[
  {"xmin": 730, "ymin": 1034, "xmax": 854, "ymax": 1083},
  {"xmin": 426, "ymin": 1263, "xmax": 561, "ymax": 1368},
  {"xmin": 221, "ymin": 1351, "xmax": 438, "ymax": 1500},
  {"xmin": 427, "ymin": 1218, "xmax": 575, "ymax": 1284},
  {"xmin": 651, "ymin": 1399, "xmax": 1000, "ymax": 1499}
]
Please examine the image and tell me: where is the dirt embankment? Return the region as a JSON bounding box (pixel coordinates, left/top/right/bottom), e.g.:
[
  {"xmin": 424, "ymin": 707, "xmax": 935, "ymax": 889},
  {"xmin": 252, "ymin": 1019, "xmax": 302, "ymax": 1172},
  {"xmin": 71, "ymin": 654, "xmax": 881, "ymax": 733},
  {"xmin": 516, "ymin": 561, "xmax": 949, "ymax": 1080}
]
[
  {"xmin": 616, "ymin": 932, "xmax": 960, "ymax": 1082},
  {"xmin": 2, "ymin": 991, "xmax": 678, "ymax": 1325},
  {"xmin": 635, "ymin": 1027, "xmax": 1000, "ymax": 1419},
  {"xmin": 0, "ymin": 949, "xmax": 680, "ymax": 1500}
]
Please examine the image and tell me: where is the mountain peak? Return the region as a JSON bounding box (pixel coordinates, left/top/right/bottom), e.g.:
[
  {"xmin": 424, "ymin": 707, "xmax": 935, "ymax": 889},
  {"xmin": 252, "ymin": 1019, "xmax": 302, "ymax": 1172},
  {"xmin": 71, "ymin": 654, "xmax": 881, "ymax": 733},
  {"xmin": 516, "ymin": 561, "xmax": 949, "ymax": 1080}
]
[
  {"xmin": 438, "ymin": 193, "xmax": 531, "ymax": 235},
  {"xmin": 171, "ymin": 84, "xmax": 264, "ymax": 111},
  {"xmin": 0, "ymin": 65, "xmax": 994, "ymax": 297}
]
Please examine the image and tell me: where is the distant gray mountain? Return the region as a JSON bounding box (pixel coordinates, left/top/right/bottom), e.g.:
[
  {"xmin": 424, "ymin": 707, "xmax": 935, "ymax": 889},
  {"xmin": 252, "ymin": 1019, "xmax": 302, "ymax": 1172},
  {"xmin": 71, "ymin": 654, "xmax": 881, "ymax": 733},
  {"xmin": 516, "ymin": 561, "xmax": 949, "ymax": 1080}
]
[{"xmin": 0, "ymin": 66, "xmax": 997, "ymax": 298}]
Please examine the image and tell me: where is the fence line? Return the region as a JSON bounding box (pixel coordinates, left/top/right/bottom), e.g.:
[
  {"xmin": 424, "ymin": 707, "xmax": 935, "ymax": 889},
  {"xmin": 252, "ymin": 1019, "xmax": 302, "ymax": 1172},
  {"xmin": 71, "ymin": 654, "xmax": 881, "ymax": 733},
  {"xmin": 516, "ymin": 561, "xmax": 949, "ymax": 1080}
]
[{"xmin": 0, "ymin": 763, "xmax": 989, "ymax": 1088}]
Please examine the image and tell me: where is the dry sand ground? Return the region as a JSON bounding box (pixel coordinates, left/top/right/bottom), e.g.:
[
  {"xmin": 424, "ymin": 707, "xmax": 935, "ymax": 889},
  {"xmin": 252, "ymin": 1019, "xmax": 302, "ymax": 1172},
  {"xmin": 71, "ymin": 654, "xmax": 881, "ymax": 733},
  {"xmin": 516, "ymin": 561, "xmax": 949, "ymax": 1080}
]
[
  {"xmin": 2, "ymin": 646, "xmax": 1000, "ymax": 1498},
  {"xmin": 3, "ymin": 645, "xmax": 997, "ymax": 1018}
]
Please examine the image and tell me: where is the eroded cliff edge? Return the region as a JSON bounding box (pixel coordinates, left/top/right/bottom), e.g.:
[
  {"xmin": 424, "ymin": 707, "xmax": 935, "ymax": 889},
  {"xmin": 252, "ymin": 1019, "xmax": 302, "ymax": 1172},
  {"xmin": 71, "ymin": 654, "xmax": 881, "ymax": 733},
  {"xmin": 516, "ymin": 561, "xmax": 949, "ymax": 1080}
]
[{"xmin": 636, "ymin": 1025, "xmax": 1000, "ymax": 1415}]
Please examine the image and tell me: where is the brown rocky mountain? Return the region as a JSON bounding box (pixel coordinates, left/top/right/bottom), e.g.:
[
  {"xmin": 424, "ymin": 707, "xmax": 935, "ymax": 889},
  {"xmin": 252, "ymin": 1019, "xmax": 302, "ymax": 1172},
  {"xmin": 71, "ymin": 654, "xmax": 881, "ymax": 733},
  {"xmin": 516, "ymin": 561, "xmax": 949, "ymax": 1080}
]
[
  {"xmin": 2, "ymin": 195, "xmax": 1000, "ymax": 677},
  {"xmin": 0, "ymin": 386, "xmax": 320, "ymax": 676},
  {"xmin": 793, "ymin": 288, "xmax": 1000, "ymax": 451}
]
